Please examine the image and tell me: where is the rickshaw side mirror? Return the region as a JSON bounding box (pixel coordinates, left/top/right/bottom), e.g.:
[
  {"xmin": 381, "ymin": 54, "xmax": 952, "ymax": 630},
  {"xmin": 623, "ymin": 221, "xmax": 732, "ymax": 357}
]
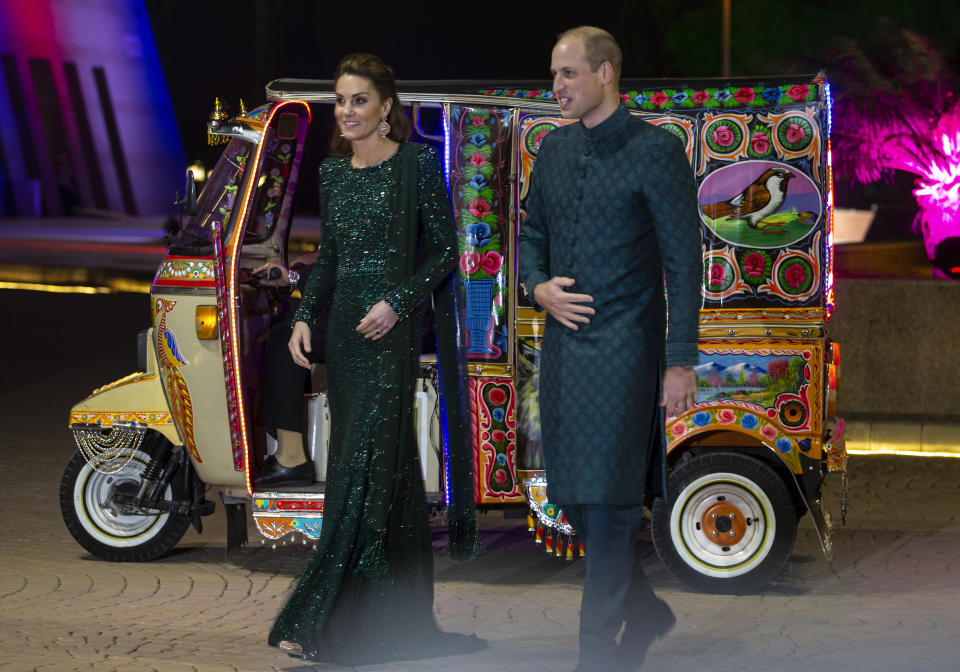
[{"xmin": 183, "ymin": 170, "xmax": 199, "ymax": 216}]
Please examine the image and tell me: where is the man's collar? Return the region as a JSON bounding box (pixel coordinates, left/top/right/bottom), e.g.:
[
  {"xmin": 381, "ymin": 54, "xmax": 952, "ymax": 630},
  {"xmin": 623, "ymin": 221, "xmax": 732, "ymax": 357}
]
[{"xmin": 580, "ymin": 103, "xmax": 630, "ymax": 141}]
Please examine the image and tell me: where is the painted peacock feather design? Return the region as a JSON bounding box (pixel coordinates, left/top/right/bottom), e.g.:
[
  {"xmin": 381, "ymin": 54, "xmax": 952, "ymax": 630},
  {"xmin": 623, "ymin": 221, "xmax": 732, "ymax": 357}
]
[{"xmin": 155, "ymin": 298, "xmax": 201, "ymax": 462}]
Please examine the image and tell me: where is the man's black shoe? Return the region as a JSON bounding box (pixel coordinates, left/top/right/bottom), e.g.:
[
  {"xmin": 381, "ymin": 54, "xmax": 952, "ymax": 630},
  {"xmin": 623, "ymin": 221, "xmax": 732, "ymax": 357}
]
[
  {"xmin": 617, "ymin": 596, "xmax": 676, "ymax": 670},
  {"xmin": 254, "ymin": 455, "xmax": 315, "ymax": 489}
]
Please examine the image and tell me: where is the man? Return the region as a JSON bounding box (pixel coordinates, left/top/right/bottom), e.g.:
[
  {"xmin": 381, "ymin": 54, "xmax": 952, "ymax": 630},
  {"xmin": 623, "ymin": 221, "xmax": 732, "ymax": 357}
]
[{"xmin": 518, "ymin": 26, "xmax": 701, "ymax": 671}]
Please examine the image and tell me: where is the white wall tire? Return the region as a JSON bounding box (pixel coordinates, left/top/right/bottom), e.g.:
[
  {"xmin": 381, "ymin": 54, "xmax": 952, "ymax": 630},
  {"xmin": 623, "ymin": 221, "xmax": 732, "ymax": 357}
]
[
  {"xmin": 652, "ymin": 452, "xmax": 797, "ymax": 593},
  {"xmin": 60, "ymin": 447, "xmax": 191, "ymax": 561}
]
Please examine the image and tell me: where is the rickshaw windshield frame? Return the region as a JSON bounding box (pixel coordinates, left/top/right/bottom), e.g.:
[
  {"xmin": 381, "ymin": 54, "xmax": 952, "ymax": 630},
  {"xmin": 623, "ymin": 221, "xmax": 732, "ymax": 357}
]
[{"xmin": 168, "ymin": 138, "xmax": 255, "ymax": 255}]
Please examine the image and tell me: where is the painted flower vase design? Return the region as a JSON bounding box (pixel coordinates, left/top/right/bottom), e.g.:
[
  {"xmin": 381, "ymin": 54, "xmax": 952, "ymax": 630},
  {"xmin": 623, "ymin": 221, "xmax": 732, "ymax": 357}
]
[{"xmin": 464, "ymin": 277, "xmax": 496, "ymax": 354}]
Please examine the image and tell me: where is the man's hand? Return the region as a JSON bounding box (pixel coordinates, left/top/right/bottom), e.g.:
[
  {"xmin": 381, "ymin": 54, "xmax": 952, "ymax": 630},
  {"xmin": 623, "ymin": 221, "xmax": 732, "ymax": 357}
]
[
  {"xmin": 661, "ymin": 366, "xmax": 697, "ymax": 418},
  {"xmin": 288, "ymin": 321, "xmax": 313, "ymax": 369},
  {"xmin": 533, "ymin": 277, "xmax": 595, "ymax": 331}
]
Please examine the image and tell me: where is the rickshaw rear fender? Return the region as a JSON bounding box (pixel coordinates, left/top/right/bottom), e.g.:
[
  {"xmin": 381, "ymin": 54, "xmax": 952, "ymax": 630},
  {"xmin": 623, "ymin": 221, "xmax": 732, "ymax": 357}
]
[
  {"xmin": 68, "ymin": 326, "xmax": 182, "ymax": 448},
  {"xmin": 666, "ymin": 435, "xmax": 807, "ymax": 510}
]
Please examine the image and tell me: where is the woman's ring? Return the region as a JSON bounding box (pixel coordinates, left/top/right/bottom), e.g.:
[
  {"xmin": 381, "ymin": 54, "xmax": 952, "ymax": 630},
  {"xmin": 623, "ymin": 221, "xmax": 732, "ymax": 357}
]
[{"xmin": 375, "ymin": 329, "xmax": 382, "ymax": 335}]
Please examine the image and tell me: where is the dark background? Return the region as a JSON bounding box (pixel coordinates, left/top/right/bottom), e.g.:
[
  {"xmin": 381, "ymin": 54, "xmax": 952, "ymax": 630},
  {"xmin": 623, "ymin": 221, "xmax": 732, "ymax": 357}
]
[{"xmin": 145, "ymin": 0, "xmax": 960, "ymax": 235}]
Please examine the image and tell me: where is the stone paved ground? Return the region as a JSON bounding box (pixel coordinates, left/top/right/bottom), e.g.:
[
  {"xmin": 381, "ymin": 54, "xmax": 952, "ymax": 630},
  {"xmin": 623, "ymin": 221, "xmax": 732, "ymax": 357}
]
[{"xmin": 3, "ymin": 291, "xmax": 960, "ymax": 672}]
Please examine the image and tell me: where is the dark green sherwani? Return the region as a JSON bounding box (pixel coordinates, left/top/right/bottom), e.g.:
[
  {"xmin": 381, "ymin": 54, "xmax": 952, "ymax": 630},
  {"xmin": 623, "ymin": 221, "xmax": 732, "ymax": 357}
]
[{"xmin": 518, "ymin": 104, "xmax": 701, "ymax": 508}]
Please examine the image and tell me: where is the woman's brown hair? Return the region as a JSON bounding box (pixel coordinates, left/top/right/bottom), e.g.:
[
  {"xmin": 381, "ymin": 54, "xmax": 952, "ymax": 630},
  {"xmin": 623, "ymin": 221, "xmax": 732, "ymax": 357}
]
[{"xmin": 329, "ymin": 53, "xmax": 410, "ymax": 155}]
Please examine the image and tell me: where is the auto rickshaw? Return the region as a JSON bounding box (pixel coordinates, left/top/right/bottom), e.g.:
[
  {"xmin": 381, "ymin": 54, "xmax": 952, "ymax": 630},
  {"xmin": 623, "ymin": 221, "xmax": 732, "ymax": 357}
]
[{"xmin": 61, "ymin": 74, "xmax": 846, "ymax": 593}]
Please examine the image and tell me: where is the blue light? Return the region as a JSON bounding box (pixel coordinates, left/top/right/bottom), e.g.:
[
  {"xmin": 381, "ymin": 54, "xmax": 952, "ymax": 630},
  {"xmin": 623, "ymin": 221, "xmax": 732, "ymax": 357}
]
[{"xmin": 825, "ymin": 80, "xmax": 833, "ymax": 138}]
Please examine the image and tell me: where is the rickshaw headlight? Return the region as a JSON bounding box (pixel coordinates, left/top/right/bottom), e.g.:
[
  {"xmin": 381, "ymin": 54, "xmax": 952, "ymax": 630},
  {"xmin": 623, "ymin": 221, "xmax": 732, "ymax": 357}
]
[{"xmin": 195, "ymin": 306, "xmax": 218, "ymax": 340}]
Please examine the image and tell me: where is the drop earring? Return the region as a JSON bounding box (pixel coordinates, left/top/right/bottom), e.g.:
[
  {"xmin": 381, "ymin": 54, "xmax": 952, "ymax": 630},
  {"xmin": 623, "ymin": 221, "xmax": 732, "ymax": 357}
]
[{"xmin": 377, "ymin": 118, "xmax": 391, "ymax": 137}]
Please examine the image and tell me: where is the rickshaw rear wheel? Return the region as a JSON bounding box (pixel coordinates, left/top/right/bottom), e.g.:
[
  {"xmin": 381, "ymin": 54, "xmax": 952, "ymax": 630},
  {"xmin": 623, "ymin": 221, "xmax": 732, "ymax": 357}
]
[
  {"xmin": 651, "ymin": 451, "xmax": 797, "ymax": 594},
  {"xmin": 59, "ymin": 446, "xmax": 191, "ymax": 562}
]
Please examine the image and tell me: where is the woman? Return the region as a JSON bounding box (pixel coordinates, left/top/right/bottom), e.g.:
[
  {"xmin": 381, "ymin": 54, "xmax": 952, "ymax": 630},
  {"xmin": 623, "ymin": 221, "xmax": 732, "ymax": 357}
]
[{"xmin": 268, "ymin": 53, "xmax": 482, "ymax": 664}]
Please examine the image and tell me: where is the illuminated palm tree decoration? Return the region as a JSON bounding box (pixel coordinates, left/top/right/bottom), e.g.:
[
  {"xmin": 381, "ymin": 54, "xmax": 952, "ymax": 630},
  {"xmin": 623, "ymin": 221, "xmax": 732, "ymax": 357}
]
[{"xmin": 822, "ymin": 19, "xmax": 960, "ymax": 268}]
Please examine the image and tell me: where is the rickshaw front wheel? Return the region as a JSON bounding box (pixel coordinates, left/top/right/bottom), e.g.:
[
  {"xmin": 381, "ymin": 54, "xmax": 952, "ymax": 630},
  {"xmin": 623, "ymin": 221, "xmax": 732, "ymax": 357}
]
[
  {"xmin": 59, "ymin": 446, "xmax": 191, "ymax": 562},
  {"xmin": 651, "ymin": 451, "xmax": 798, "ymax": 594}
]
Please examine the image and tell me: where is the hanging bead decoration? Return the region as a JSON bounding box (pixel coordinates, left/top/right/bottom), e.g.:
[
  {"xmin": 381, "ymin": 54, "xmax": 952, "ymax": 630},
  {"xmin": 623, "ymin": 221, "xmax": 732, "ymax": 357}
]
[{"xmin": 72, "ymin": 421, "xmax": 146, "ymax": 474}]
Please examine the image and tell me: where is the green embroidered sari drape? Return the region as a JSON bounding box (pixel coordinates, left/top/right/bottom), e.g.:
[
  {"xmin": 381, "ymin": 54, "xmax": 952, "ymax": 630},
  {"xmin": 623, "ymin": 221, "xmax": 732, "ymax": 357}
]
[{"xmin": 268, "ymin": 143, "xmax": 481, "ymax": 664}]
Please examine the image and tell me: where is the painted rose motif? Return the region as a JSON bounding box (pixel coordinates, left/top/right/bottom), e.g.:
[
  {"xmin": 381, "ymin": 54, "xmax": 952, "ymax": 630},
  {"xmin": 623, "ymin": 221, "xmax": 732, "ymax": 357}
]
[
  {"xmin": 650, "ymin": 91, "xmax": 669, "ymax": 106},
  {"xmin": 690, "ymin": 90, "xmax": 710, "ymax": 105},
  {"xmin": 786, "ymin": 84, "xmax": 809, "ymax": 102},
  {"xmin": 471, "ymin": 115, "xmax": 485, "ymax": 127},
  {"xmin": 468, "ymin": 175, "xmax": 487, "ymax": 190},
  {"xmin": 692, "ymin": 411, "xmax": 711, "ymax": 427},
  {"xmin": 465, "ymin": 222, "xmax": 491, "ymax": 247},
  {"xmin": 470, "ymin": 152, "xmax": 488, "ymax": 168},
  {"xmin": 785, "ymin": 123, "xmax": 806, "ymax": 143},
  {"xmin": 470, "ymin": 133, "xmax": 486, "ymax": 146},
  {"xmin": 744, "ymin": 252, "xmax": 767, "ymax": 278},
  {"xmin": 750, "ymin": 131, "xmax": 770, "ymax": 155},
  {"xmin": 492, "ymin": 429, "xmax": 506, "ymax": 443},
  {"xmin": 459, "ymin": 251, "xmax": 480, "ymax": 275},
  {"xmin": 785, "ymin": 263, "xmax": 808, "ymax": 288},
  {"xmin": 671, "ymin": 421, "xmax": 688, "ymax": 436},
  {"xmin": 487, "ymin": 387, "xmax": 507, "ymax": 406},
  {"xmin": 480, "ymin": 251, "xmax": 502, "ymax": 275},
  {"xmin": 760, "ymin": 425, "xmax": 778, "ymax": 440},
  {"xmin": 533, "ymin": 129, "xmax": 550, "ymax": 149},
  {"xmin": 633, "ymin": 93, "xmax": 648, "ymax": 105},
  {"xmin": 733, "ymin": 87, "xmax": 755, "ymax": 104},
  {"xmin": 717, "ymin": 409, "xmax": 736, "ymax": 424},
  {"xmin": 670, "ymin": 91, "xmax": 689, "ymax": 105},
  {"xmin": 708, "ymin": 262, "xmax": 727, "ymax": 285},
  {"xmin": 776, "ymin": 437, "xmax": 794, "ymax": 452},
  {"xmin": 494, "ymin": 469, "xmax": 508, "ymax": 484},
  {"xmin": 740, "ymin": 413, "xmax": 758, "ymax": 430},
  {"xmin": 711, "ymin": 125, "xmax": 735, "ymax": 147},
  {"xmin": 714, "ymin": 89, "xmax": 732, "ymax": 103},
  {"xmin": 468, "ymin": 198, "xmax": 491, "ymax": 219}
]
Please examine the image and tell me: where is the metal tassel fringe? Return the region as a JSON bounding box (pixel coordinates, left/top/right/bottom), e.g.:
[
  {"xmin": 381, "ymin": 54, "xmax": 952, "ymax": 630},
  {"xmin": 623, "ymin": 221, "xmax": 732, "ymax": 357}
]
[{"xmin": 73, "ymin": 422, "xmax": 145, "ymax": 474}]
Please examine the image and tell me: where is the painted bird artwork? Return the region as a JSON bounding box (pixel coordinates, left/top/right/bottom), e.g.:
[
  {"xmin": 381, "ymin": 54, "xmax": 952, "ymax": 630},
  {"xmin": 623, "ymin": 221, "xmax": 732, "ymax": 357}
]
[{"xmin": 700, "ymin": 168, "xmax": 795, "ymax": 229}]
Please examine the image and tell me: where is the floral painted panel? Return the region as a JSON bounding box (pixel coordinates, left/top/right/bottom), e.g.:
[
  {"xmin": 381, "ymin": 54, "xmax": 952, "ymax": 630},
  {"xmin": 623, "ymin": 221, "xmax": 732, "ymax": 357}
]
[{"xmin": 449, "ymin": 106, "xmax": 513, "ymax": 362}]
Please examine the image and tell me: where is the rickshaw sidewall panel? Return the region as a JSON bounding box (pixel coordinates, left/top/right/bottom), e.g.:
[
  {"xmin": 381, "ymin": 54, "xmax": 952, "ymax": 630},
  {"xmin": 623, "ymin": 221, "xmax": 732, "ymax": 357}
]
[{"xmin": 151, "ymin": 290, "xmax": 244, "ymax": 488}]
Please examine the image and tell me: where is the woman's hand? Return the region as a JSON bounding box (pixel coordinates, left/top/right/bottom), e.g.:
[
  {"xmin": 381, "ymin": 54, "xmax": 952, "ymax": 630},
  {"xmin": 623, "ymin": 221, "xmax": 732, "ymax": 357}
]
[
  {"xmin": 356, "ymin": 300, "xmax": 398, "ymax": 341},
  {"xmin": 288, "ymin": 321, "xmax": 314, "ymax": 369}
]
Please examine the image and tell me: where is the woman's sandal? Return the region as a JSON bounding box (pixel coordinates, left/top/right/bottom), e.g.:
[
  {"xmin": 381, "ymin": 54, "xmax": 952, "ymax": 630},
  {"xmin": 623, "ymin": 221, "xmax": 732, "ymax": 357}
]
[{"xmin": 278, "ymin": 640, "xmax": 305, "ymax": 659}]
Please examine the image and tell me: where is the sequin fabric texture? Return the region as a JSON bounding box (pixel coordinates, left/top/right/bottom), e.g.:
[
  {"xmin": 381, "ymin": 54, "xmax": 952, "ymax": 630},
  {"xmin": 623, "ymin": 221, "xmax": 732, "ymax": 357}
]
[{"xmin": 270, "ymin": 144, "xmax": 469, "ymax": 664}]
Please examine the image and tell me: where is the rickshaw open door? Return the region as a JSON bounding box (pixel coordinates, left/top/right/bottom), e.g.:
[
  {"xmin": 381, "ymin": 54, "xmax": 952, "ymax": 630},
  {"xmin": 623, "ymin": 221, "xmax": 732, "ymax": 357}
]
[{"xmin": 61, "ymin": 101, "xmax": 312, "ymax": 560}]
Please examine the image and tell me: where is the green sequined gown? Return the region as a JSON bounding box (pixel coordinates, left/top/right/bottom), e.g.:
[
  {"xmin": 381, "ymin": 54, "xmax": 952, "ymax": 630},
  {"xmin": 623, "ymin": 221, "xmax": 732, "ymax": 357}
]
[{"xmin": 269, "ymin": 144, "xmax": 474, "ymax": 663}]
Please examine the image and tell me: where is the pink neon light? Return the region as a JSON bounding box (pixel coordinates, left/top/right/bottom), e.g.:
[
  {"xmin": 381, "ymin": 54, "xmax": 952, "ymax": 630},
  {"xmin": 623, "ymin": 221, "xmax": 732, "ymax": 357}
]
[
  {"xmin": 223, "ymin": 100, "xmax": 311, "ymax": 495},
  {"xmin": 912, "ymin": 130, "xmax": 960, "ymax": 258}
]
